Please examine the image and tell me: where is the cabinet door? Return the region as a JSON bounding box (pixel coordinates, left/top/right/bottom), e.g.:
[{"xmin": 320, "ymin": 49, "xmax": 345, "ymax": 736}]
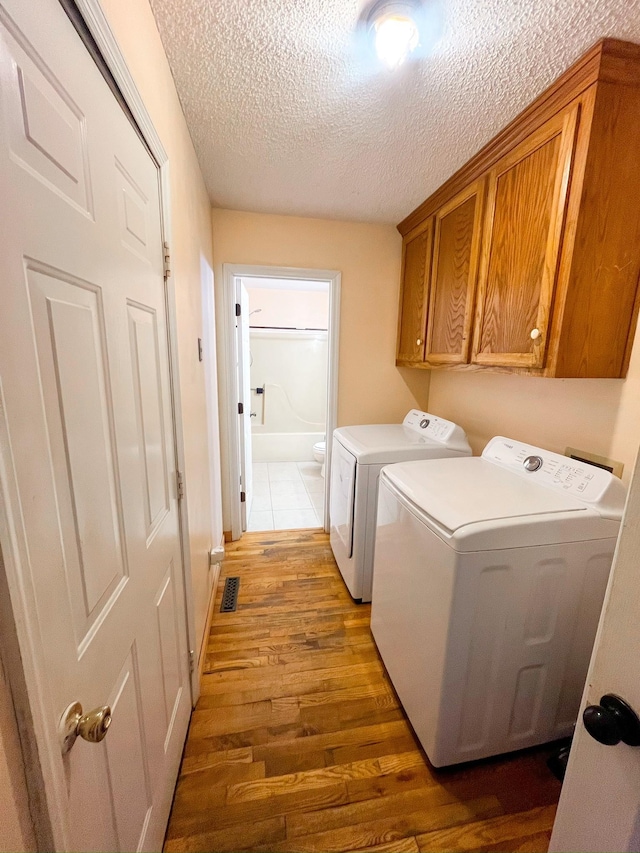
[
  {"xmin": 471, "ymin": 105, "xmax": 580, "ymax": 368},
  {"xmin": 425, "ymin": 180, "xmax": 485, "ymax": 364},
  {"xmin": 396, "ymin": 219, "xmax": 433, "ymax": 363}
]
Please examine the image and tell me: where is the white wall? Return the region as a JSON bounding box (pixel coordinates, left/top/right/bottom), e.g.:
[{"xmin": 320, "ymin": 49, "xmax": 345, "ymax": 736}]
[
  {"xmin": 245, "ymin": 284, "xmax": 329, "ymax": 330},
  {"xmin": 250, "ymin": 330, "xmax": 328, "ymax": 461}
]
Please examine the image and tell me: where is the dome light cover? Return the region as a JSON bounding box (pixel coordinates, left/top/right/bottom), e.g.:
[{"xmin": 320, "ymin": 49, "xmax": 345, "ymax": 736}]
[
  {"xmin": 374, "ymin": 11, "xmax": 419, "ymax": 69},
  {"xmin": 365, "ymin": 0, "xmax": 423, "ymax": 70}
]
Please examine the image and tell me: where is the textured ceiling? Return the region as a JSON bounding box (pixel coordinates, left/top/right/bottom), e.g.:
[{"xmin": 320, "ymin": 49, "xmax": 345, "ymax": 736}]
[{"xmin": 148, "ymin": 0, "xmax": 640, "ymax": 224}]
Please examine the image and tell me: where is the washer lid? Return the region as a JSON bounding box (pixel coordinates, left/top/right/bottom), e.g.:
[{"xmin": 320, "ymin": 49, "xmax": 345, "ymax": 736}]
[
  {"xmin": 333, "ymin": 411, "xmax": 471, "ymax": 464},
  {"xmin": 381, "ymin": 452, "xmax": 625, "ymax": 550}
]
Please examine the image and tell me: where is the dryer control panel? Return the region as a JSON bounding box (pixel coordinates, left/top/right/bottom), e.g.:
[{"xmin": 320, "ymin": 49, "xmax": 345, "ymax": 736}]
[
  {"xmin": 403, "ymin": 410, "xmax": 458, "ymax": 443},
  {"xmin": 483, "ymin": 437, "xmax": 626, "ymax": 516}
]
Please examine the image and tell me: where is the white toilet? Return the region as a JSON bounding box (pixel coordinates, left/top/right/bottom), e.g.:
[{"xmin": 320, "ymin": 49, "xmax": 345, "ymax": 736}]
[{"xmin": 313, "ymin": 440, "xmax": 326, "ymax": 477}]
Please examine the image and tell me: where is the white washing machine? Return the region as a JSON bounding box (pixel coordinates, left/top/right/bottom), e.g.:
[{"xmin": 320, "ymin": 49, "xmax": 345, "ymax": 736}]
[
  {"xmin": 371, "ymin": 436, "xmax": 627, "ymax": 767},
  {"xmin": 329, "ymin": 410, "xmax": 471, "ymax": 602}
]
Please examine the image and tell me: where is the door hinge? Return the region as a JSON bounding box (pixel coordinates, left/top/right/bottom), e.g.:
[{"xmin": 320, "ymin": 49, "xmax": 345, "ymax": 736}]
[
  {"xmin": 188, "ymin": 649, "xmax": 195, "ymax": 674},
  {"xmin": 238, "ymin": 402, "xmax": 244, "ymax": 415},
  {"xmin": 176, "ymin": 470, "xmax": 185, "ymax": 501},
  {"xmin": 240, "ymin": 491, "xmax": 246, "ymax": 503},
  {"xmin": 163, "ymin": 241, "xmax": 171, "ymax": 280},
  {"xmin": 235, "ymin": 303, "xmax": 241, "ymax": 317}
]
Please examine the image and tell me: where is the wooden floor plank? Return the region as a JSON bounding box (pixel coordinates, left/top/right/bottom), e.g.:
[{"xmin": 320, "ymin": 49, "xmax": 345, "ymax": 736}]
[
  {"xmin": 346, "ymin": 762, "xmax": 439, "ymax": 804},
  {"xmin": 414, "ymin": 805, "xmax": 558, "ymax": 852},
  {"xmin": 285, "ymin": 785, "xmax": 471, "ymax": 838},
  {"xmin": 164, "ymin": 530, "xmax": 561, "ymax": 853},
  {"xmin": 251, "ymin": 796, "xmax": 503, "ymax": 852},
  {"xmin": 351, "ymin": 839, "xmax": 420, "ymax": 853},
  {"xmin": 164, "ymin": 815, "xmax": 286, "ymax": 853},
  {"xmin": 173, "ymin": 758, "xmax": 265, "ymax": 794},
  {"xmin": 475, "ymin": 830, "xmax": 556, "ymax": 852},
  {"xmin": 200, "ymin": 659, "xmax": 387, "ymax": 698},
  {"xmin": 199, "ymin": 669, "xmax": 391, "ymax": 710},
  {"xmin": 166, "ymin": 783, "xmax": 349, "ymax": 841},
  {"xmin": 226, "ymin": 753, "xmax": 425, "ymax": 804},
  {"xmin": 179, "ymin": 745, "xmax": 253, "ymax": 775}
]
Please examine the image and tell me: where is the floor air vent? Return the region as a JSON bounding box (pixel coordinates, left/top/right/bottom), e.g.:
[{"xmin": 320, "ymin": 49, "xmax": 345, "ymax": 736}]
[{"xmin": 220, "ymin": 577, "xmax": 240, "ymax": 612}]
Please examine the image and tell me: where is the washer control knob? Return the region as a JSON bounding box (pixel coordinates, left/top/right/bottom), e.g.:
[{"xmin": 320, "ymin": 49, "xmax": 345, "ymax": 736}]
[
  {"xmin": 419, "ymin": 418, "xmax": 430, "ymax": 429},
  {"xmin": 523, "ymin": 455, "xmax": 543, "ymax": 472}
]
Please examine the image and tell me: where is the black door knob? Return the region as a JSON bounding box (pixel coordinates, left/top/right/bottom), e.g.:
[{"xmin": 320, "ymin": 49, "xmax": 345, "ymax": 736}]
[{"xmin": 583, "ymin": 694, "xmax": 640, "ymax": 746}]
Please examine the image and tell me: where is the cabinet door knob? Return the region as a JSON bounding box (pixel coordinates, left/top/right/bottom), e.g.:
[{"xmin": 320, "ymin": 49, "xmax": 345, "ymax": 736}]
[
  {"xmin": 530, "ymin": 328, "xmax": 541, "ymax": 340},
  {"xmin": 416, "ymin": 338, "xmax": 422, "ymax": 346}
]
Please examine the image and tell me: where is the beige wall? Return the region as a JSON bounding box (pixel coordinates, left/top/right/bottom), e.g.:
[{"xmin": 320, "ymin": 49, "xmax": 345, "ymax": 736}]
[
  {"xmin": 427, "ymin": 334, "xmax": 640, "ymax": 483},
  {"xmin": 212, "ymin": 209, "xmax": 430, "ymax": 532},
  {"xmin": 0, "ymin": 690, "xmax": 32, "ymax": 853},
  {"xmin": 0, "ymin": 653, "xmax": 35, "ymax": 852},
  {"xmin": 100, "ymin": 0, "xmax": 221, "ymax": 658}
]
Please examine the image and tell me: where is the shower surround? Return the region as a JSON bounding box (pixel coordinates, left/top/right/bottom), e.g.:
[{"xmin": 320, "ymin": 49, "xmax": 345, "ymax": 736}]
[{"xmin": 249, "ymin": 328, "xmax": 328, "ymax": 462}]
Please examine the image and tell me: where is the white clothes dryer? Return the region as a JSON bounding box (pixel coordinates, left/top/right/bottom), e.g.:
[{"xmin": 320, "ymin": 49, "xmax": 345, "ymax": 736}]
[
  {"xmin": 370, "ymin": 436, "xmax": 627, "ymax": 767},
  {"xmin": 329, "ymin": 410, "xmax": 471, "ymax": 602}
]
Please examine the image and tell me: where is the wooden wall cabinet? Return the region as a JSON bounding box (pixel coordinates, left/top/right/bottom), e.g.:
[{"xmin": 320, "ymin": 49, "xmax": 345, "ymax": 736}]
[
  {"xmin": 424, "ymin": 180, "xmax": 485, "ymax": 365},
  {"xmin": 396, "ymin": 39, "xmax": 640, "ymax": 379},
  {"xmin": 396, "ymin": 218, "xmax": 432, "ymax": 363},
  {"xmin": 472, "ymin": 105, "xmax": 579, "ymax": 369}
]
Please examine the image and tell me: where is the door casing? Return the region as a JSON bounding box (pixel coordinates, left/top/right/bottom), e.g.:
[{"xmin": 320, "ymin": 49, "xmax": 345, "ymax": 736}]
[{"xmin": 221, "ymin": 264, "xmax": 341, "ymax": 540}]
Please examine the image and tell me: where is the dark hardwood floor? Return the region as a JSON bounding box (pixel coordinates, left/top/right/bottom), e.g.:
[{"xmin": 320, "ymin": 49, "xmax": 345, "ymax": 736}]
[{"xmin": 164, "ymin": 529, "xmax": 561, "ymax": 852}]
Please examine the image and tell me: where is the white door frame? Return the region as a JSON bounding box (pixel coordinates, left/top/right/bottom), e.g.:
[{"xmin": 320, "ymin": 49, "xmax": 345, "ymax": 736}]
[
  {"xmin": 0, "ymin": 0, "xmax": 199, "ymax": 847},
  {"xmin": 236, "ymin": 279, "xmax": 253, "ymax": 530},
  {"xmin": 222, "ymin": 264, "xmax": 341, "ymax": 540}
]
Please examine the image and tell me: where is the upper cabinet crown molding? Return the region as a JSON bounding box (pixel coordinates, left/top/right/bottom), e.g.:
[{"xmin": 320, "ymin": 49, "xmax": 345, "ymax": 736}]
[{"xmin": 396, "ymin": 38, "xmax": 640, "ymax": 379}]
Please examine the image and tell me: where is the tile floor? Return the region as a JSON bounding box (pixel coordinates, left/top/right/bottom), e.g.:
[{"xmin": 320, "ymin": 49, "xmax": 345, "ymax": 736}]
[{"xmin": 248, "ymin": 461, "xmax": 325, "ymax": 531}]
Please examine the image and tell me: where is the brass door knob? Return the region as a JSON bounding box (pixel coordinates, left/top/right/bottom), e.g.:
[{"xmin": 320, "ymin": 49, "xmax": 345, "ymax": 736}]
[{"xmin": 59, "ymin": 701, "xmax": 112, "ymax": 755}]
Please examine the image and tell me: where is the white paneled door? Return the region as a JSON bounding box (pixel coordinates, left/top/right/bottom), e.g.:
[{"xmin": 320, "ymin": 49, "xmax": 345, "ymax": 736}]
[{"xmin": 0, "ymin": 1, "xmax": 191, "ymax": 850}]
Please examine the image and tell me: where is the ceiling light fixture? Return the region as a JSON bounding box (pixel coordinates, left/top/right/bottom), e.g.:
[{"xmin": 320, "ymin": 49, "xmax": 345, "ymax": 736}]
[{"xmin": 364, "ymin": 0, "xmax": 422, "ymax": 70}]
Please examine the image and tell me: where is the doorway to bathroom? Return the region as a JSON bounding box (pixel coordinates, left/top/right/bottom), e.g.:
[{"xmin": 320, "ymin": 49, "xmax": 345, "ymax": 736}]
[
  {"xmin": 245, "ymin": 276, "xmax": 329, "ymax": 531},
  {"xmin": 223, "ymin": 265, "xmax": 341, "ymax": 540}
]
